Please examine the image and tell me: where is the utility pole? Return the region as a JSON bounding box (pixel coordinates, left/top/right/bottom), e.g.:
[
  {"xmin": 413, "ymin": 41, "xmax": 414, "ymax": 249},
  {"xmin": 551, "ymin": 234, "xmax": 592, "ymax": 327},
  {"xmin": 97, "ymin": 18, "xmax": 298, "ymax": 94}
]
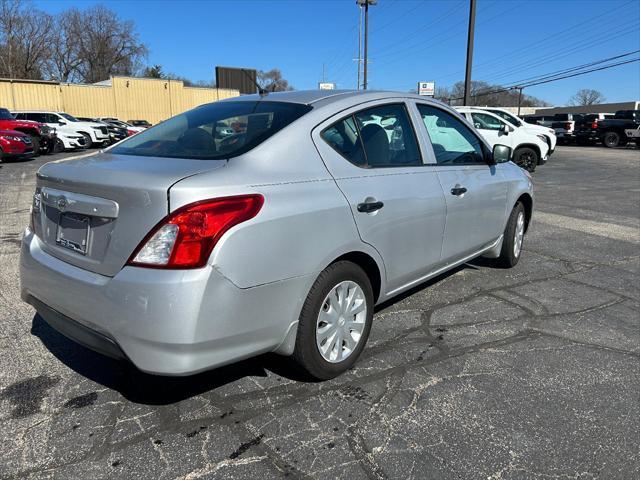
[
  {"xmin": 517, "ymin": 86, "xmax": 524, "ymax": 116},
  {"xmin": 463, "ymin": 0, "xmax": 476, "ymax": 105},
  {"xmin": 357, "ymin": 0, "xmax": 377, "ymax": 90},
  {"xmin": 357, "ymin": 5, "xmax": 362, "ymax": 90}
]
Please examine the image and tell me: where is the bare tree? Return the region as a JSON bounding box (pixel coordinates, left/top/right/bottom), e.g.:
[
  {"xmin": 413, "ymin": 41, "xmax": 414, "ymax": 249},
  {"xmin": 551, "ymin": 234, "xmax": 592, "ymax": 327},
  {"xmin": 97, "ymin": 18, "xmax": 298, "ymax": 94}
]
[
  {"xmin": 257, "ymin": 69, "xmax": 294, "ymax": 92},
  {"xmin": 569, "ymin": 89, "xmax": 605, "ymax": 106},
  {"xmin": 70, "ymin": 5, "xmax": 147, "ymax": 83},
  {"xmin": 0, "ymin": 0, "xmax": 53, "ymax": 79},
  {"xmin": 47, "ymin": 9, "xmax": 83, "ymax": 82}
]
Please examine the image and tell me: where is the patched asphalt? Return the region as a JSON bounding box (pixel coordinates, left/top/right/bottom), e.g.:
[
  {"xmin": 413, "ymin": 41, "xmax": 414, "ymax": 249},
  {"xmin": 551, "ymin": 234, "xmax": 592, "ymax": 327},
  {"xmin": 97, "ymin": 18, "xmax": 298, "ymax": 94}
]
[{"xmin": 0, "ymin": 145, "xmax": 638, "ymax": 479}]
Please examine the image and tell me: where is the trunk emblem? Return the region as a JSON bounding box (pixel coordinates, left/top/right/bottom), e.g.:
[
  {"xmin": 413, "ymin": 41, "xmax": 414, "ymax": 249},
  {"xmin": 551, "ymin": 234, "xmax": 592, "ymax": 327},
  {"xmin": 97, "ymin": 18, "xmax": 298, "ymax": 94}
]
[{"xmin": 57, "ymin": 196, "xmax": 68, "ymax": 211}]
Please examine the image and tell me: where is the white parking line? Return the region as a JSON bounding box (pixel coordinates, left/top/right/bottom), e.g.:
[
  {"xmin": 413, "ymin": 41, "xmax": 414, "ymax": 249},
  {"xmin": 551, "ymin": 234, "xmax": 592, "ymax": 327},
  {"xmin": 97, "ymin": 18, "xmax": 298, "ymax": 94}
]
[{"xmin": 535, "ymin": 211, "xmax": 640, "ymax": 244}]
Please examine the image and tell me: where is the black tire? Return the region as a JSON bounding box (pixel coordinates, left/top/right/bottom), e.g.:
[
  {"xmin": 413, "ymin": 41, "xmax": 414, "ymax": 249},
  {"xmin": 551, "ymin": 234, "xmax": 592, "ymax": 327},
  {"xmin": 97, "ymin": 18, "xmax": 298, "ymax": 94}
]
[
  {"xmin": 53, "ymin": 138, "xmax": 65, "ymax": 153},
  {"xmin": 292, "ymin": 261, "xmax": 374, "ymax": 380},
  {"xmin": 513, "ymin": 147, "xmax": 538, "ymax": 173},
  {"xmin": 495, "ymin": 203, "xmax": 526, "ymax": 268},
  {"xmin": 28, "ymin": 135, "xmax": 41, "ymax": 156},
  {"xmin": 603, "ymin": 131, "xmax": 622, "ymax": 148},
  {"xmin": 80, "ymin": 132, "xmax": 92, "ymax": 148}
]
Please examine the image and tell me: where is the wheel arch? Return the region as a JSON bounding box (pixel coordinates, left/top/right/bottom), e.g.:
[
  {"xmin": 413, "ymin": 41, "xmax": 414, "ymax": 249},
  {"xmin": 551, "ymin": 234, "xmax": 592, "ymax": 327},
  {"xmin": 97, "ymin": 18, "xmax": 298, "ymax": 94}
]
[
  {"xmin": 516, "ymin": 192, "xmax": 533, "ymax": 233},
  {"xmin": 330, "ymin": 251, "xmax": 383, "ymax": 303},
  {"xmin": 514, "ymin": 143, "xmax": 542, "ymax": 160}
]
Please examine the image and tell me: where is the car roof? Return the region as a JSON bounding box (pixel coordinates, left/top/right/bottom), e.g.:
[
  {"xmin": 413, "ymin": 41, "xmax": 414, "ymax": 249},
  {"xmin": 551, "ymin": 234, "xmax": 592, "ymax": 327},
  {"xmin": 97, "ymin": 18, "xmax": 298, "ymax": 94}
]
[{"xmin": 217, "ymin": 89, "xmax": 446, "ymax": 108}]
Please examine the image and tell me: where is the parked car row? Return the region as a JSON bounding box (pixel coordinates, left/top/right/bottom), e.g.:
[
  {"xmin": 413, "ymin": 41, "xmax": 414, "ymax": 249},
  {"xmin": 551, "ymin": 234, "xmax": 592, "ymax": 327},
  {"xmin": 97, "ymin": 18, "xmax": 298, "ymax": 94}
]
[
  {"xmin": 0, "ymin": 107, "xmax": 153, "ymax": 162},
  {"xmin": 523, "ymin": 109, "xmax": 639, "ymax": 148},
  {"xmin": 454, "ymin": 106, "xmax": 556, "ymax": 173}
]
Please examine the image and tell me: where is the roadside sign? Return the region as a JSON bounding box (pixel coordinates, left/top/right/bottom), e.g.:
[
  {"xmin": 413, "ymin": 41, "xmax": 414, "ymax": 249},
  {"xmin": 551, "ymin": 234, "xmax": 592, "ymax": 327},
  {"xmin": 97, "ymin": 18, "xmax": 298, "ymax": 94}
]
[
  {"xmin": 318, "ymin": 82, "xmax": 335, "ymax": 90},
  {"xmin": 418, "ymin": 81, "xmax": 435, "ymax": 96}
]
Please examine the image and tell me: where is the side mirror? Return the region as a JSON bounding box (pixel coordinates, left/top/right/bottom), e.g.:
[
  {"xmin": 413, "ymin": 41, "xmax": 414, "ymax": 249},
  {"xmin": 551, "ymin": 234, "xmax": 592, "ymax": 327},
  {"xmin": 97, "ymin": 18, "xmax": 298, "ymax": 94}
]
[
  {"xmin": 499, "ymin": 123, "xmax": 513, "ymax": 134},
  {"xmin": 492, "ymin": 144, "xmax": 512, "ymax": 163},
  {"xmin": 58, "ymin": 120, "xmax": 66, "ymax": 125}
]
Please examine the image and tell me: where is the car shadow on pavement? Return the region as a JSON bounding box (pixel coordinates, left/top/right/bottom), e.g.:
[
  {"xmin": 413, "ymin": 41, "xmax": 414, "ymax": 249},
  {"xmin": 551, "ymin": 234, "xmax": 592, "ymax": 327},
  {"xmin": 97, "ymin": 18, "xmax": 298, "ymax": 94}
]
[
  {"xmin": 29, "ymin": 261, "xmax": 484, "ymax": 405},
  {"xmin": 30, "ymin": 314, "xmax": 311, "ymax": 405}
]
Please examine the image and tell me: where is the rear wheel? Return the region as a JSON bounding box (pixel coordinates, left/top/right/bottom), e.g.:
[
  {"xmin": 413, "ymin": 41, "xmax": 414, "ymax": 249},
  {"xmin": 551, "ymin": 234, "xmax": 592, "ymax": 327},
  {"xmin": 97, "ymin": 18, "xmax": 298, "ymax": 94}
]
[
  {"xmin": 514, "ymin": 147, "xmax": 538, "ymax": 173},
  {"xmin": 603, "ymin": 131, "xmax": 623, "ymax": 148},
  {"xmin": 293, "ymin": 261, "xmax": 374, "ymax": 380},
  {"xmin": 495, "ymin": 203, "xmax": 526, "ymax": 268}
]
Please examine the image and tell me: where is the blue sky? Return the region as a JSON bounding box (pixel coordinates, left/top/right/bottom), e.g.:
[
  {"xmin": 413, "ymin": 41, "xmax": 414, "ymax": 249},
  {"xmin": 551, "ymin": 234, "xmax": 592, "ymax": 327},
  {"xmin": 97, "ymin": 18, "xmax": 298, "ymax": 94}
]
[{"xmin": 35, "ymin": 0, "xmax": 640, "ymax": 106}]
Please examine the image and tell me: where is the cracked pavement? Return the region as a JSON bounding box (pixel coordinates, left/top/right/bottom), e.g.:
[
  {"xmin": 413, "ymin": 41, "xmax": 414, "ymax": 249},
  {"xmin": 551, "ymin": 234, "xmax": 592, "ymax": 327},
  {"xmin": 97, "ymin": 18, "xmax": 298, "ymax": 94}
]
[{"xmin": 1, "ymin": 145, "xmax": 639, "ymax": 479}]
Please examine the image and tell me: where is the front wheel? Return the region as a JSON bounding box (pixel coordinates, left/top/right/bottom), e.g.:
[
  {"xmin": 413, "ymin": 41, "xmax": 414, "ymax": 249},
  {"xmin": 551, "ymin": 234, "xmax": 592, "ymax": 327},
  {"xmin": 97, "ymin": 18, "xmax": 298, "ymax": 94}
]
[
  {"xmin": 292, "ymin": 261, "xmax": 374, "ymax": 380},
  {"xmin": 513, "ymin": 147, "xmax": 538, "ymax": 173},
  {"xmin": 53, "ymin": 138, "xmax": 65, "ymax": 153},
  {"xmin": 80, "ymin": 132, "xmax": 92, "ymax": 148},
  {"xmin": 495, "ymin": 203, "xmax": 526, "ymax": 268}
]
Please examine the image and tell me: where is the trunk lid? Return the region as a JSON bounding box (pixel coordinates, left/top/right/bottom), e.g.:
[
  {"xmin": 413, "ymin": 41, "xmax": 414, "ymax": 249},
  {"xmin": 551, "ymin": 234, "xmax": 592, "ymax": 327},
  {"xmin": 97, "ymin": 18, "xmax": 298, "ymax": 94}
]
[{"xmin": 33, "ymin": 151, "xmax": 226, "ymax": 276}]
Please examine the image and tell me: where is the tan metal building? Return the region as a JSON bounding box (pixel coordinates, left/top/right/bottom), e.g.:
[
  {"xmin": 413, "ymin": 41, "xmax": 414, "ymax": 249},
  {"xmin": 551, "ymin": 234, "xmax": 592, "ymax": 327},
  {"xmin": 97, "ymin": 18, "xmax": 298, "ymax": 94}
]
[{"xmin": 0, "ymin": 76, "xmax": 239, "ymax": 124}]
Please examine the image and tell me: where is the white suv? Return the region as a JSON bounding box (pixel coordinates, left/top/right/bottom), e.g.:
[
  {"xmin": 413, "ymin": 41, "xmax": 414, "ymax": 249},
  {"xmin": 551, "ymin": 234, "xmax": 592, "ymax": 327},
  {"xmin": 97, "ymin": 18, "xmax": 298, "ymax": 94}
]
[
  {"xmin": 471, "ymin": 107, "xmax": 556, "ymax": 156},
  {"xmin": 12, "ymin": 111, "xmax": 110, "ymax": 147},
  {"xmin": 455, "ymin": 107, "xmax": 549, "ymax": 172}
]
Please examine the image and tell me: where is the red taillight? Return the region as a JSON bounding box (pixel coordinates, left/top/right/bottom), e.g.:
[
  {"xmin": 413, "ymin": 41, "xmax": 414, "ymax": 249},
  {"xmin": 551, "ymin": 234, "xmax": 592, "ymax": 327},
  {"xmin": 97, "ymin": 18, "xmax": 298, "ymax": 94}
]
[
  {"xmin": 564, "ymin": 122, "xmax": 571, "ymax": 130},
  {"xmin": 127, "ymin": 129, "xmax": 137, "ymax": 136},
  {"xmin": 591, "ymin": 121, "xmax": 598, "ymax": 129},
  {"xmin": 127, "ymin": 195, "xmax": 264, "ymax": 269}
]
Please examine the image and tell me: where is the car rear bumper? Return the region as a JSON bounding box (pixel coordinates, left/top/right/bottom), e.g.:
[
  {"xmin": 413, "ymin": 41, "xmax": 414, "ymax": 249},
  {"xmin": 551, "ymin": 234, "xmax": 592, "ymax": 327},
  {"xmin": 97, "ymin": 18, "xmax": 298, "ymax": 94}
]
[
  {"xmin": 576, "ymin": 131, "xmax": 600, "ymax": 141},
  {"xmin": 20, "ymin": 229, "xmax": 312, "ymax": 375}
]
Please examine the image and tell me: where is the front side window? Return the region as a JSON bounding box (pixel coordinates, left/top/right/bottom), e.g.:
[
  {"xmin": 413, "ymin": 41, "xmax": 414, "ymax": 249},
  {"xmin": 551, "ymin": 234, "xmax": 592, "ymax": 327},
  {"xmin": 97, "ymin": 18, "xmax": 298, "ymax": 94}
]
[
  {"xmin": 0, "ymin": 108, "xmax": 14, "ymax": 120},
  {"xmin": 471, "ymin": 112, "xmax": 505, "ymax": 131},
  {"xmin": 111, "ymin": 101, "xmax": 312, "ymax": 160},
  {"xmin": 418, "ymin": 105, "xmax": 485, "ymax": 165},
  {"xmin": 321, "ymin": 103, "xmax": 421, "ymax": 168}
]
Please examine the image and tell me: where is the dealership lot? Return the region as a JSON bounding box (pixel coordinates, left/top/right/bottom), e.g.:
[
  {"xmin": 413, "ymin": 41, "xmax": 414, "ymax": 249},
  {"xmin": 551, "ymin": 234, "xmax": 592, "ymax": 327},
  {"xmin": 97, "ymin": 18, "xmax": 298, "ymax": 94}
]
[{"xmin": 0, "ymin": 146, "xmax": 638, "ymax": 479}]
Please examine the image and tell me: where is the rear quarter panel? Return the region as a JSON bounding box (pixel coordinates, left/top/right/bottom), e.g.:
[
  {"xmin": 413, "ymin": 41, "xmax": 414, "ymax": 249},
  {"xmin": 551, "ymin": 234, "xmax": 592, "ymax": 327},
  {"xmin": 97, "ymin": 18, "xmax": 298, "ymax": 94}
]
[{"xmin": 169, "ymin": 126, "xmax": 386, "ymax": 290}]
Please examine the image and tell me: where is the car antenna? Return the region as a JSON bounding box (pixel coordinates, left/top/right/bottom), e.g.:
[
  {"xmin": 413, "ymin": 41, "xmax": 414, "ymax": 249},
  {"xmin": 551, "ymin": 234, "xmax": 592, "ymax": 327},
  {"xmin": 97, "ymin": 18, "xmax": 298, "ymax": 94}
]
[{"xmin": 241, "ymin": 69, "xmax": 268, "ymax": 97}]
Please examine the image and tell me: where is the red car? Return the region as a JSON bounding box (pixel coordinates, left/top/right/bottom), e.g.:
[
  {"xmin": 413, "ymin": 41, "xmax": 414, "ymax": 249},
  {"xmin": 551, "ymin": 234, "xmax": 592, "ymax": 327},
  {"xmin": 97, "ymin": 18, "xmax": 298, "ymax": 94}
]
[
  {"xmin": 0, "ymin": 129, "xmax": 35, "ymax": 161},
  {"xmin": 0, "ymin": 107, "xmax": 55, "ymax": 154}
]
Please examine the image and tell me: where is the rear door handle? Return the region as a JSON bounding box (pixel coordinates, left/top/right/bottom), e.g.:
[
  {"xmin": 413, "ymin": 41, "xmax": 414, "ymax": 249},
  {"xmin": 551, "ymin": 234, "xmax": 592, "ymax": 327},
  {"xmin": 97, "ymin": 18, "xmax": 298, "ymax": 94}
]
[
  {"xmin": 357, "ymin": 201, "xmax": 384, "ymax": 213},
  {"xmin": 450, "ymin": 186, "xmax": 467, "ymax": 196}
]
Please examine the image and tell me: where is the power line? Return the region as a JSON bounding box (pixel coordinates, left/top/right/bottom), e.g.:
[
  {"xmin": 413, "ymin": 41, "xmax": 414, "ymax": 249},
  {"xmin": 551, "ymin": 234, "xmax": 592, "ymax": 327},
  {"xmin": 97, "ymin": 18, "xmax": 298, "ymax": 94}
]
[
  {"xmin": 437, "ymin": 0, "xmax": 638, "ymax": 81},
  {"xmin": 481, "ymin": 21, "xmax": 640, "ymax": 84},
  {"xmin": 448, "ymin": 56, "xmax": 640, "ymax": 102}
]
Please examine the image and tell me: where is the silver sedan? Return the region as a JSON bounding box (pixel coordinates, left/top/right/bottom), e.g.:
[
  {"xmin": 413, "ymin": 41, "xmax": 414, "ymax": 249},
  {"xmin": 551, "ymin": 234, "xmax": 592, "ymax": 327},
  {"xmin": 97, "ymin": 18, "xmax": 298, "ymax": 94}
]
[{"xmin": 20, "ymin": 90, "xmax": 533, "ymax": 379}]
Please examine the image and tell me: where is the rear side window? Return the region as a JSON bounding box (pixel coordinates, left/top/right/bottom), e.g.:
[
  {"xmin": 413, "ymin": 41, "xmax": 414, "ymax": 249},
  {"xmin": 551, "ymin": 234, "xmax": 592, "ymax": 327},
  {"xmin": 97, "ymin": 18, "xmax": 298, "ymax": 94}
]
[
  {"xmin": 111, "ymin": 101, "xmax": 312, "ymax": 160},
  {"xmin": 418, "ymin": 104, "xmax": 485, "ymax": 165},
  {"xmin": 488, "ymin": 109, "xmax": 521, "ymax": 127},
  {"xmin": 321, "ymin": 103, "xmax": 422, "ymax": 168}
]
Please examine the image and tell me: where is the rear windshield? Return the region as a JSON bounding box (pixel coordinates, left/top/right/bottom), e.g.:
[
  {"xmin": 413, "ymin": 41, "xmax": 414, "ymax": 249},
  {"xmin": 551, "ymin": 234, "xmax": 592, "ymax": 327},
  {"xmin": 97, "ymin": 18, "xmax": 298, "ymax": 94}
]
[
  {"xmin": 111, "ymin": 101, "xmax": 312, "ymax": 160},
  {"xmin": 0, "ymin": 108, "xmax": 15, "ymax": 120}
]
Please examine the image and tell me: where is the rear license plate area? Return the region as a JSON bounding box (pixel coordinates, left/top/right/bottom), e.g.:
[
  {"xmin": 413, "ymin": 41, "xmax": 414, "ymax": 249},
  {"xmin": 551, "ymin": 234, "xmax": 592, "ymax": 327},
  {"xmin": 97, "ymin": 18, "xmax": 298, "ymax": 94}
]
[{"xmin": 56, "ymin": 213, "xmax": 90, "ymax": 255}]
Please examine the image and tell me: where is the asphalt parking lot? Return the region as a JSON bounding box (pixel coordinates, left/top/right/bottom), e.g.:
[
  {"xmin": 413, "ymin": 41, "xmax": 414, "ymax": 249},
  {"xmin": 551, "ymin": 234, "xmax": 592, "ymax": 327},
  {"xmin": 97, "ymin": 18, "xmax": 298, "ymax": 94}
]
[{"xmin": 0, "ymin": 145, "xmax": 638, "ymax": 479}]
